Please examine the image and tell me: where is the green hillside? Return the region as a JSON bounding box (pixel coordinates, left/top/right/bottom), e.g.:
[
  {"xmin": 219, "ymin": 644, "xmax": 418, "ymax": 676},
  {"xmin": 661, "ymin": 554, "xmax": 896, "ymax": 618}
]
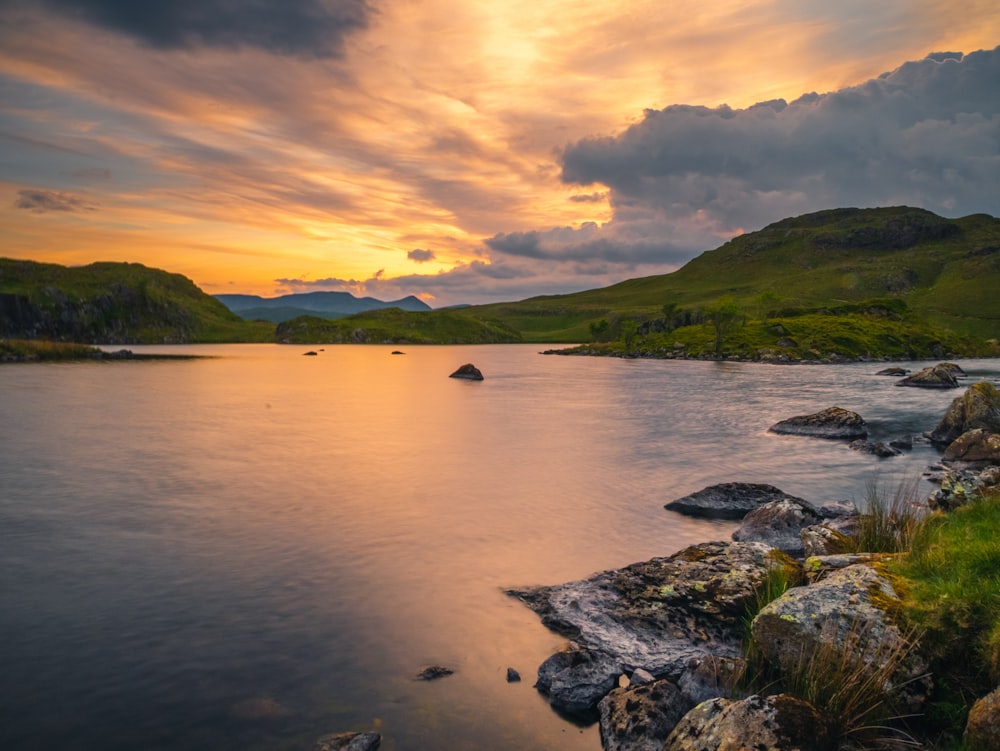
[
  {"xmin": 275, "ymin": 307, "xmax": 522, "ymax": 344},
  {"xmin": 465, "ymin": 206, "xmax": 1000, "ymax": 357},
  {"xmin": 0, "ymin": 258, "xmax": 273, "ymax": 343}
]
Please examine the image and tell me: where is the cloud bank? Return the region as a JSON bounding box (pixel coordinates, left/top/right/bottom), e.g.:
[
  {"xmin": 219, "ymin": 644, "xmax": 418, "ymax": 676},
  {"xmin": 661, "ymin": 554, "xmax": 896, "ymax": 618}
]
[{"xmin": 549, "ymin": 47, "xmax": 1000, "ymax": 263}]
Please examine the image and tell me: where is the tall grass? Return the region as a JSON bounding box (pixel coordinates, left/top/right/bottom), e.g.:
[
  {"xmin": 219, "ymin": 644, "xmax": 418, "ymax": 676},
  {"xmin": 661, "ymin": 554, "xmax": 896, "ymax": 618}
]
[
  {"xmin": 779, "ymin": 619, "xmax": 925, "ymax": 749},
  {"xmin": 854, "ymin": 478, "xmax": 925, "ymax": 554}
]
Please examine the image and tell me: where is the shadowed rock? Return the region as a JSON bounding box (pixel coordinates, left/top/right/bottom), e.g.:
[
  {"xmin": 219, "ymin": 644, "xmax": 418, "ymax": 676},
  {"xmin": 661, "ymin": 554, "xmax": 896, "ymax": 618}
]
[
  {"xmin": 665, "ymin": 482, "xmax": 810, "ymax": 520},
  {"xmin": 535, "ymin": 643, "xmax": 621, "ymax": 716},
  {"xmin": 896, "ymin": 362, "xmax": 963, "ymax": 388},
  {"xmin": 768, "ymin": 406, "xmax": 868, "ymax": 439},
  {"xmin": 930, "ymin": 382, "xmax": 1000, "ymax": 445},
  {"xmin": 449, "ymin": 363, "xmax": 484, "ymax": 380},
  {"xmin": 415, "ymin": 665, "xmax": 454, "ymax": 681}
]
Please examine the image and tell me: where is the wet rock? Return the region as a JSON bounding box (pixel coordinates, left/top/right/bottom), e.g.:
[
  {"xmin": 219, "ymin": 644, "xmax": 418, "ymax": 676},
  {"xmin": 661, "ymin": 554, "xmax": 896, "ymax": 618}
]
[
  {"xmin": 965, "ymin": 686, "xmax": 1000, "ymax": 750},
  {"xmin": 876, "ymin": 367, "xmax": 909, "ymax": 376},
  {"xmin": 449, "ymin": 363, "xmax": 484, "ymax": 380},
  {"xmin": 768, "ymin": 406, "xmax": 868, "ymax": 439},
  {"xmin": 849, "ymin": 439, "xmax": 902, "ymax": 457},
  {"xmin": 896, "ymin": 363, "xmax": 962, "ymax": 388},
  {"xmin": 534, "ymin": 643, "xmax": 621, "ymax": 716},
  {"xmin": 391, "ymin": 350, "xmax": 405, "ymax": 355},
  {"xmin": 415, "ymin": 665, "xmax": 454, "ymax": 681},
  {"xmin": 506, "ymin": 667, "xmax": 521, "ymax": 683},
  {"xmin": 732, "ymin": 498, "xmax": 822, "ymax": 557},
  {"xmin": 751, "ymin": 564, "xmax": 931, "ymax": 714},
  {"xmin": 303, "ymin": 350, "xmax": 318, "ymax": 356},
  {"xmin": 889, "ymin": 435, "xmax": 914, "ymax": 450},
  {"xmin": 316, "ymin": 731, "xmax": 381, "ymax": 751},
  {"xmin": 665, "ymin": 482, "xmax": 810, "ymax": 520},
  {"xmin": 599, "ymin": 679, "xmax": 693, "ymax": 751},
  {"xmin": 508, "ymin": 542, "xmax": 787, "ymax": 688},
  {"xmin": 664, "ymin": 694, "xmax": 834, "ymax": 751},
  {"xmin": 943, "ymin": 429, "xmax": 1000, "ymax": 466}
]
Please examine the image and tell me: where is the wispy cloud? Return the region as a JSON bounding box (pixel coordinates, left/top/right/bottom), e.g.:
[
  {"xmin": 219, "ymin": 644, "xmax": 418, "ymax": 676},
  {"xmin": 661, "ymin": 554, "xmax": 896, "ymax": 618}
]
[{"xmin": 15, "ymin": 187, "xmax": 96, "ymax": 212}]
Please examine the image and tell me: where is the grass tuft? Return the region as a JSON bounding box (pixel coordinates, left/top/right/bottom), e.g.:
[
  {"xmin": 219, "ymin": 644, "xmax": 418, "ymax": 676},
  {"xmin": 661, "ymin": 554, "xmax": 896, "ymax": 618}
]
[{"xmin": 854, "ymin": 478, "xmax": 925, "ymax": 554}]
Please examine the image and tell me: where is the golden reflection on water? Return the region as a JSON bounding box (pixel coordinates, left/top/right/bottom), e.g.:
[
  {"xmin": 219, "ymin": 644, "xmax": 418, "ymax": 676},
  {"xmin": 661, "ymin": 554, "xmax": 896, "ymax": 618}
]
[{"xmin": 3, "ymin": 345, "xmax": 987, "ymax": 751}]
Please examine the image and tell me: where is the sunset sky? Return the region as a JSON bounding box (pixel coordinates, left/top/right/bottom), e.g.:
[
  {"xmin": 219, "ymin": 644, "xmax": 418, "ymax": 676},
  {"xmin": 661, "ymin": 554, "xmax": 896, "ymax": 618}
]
[{"xmin": 1, "ymin": 1, "xmax": 998, "ymax": 306}]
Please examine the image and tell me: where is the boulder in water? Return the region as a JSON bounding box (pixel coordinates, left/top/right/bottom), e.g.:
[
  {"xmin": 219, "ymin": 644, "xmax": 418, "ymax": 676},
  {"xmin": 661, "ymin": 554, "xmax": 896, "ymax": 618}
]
[
  {"xmin": 449, "ymin": 363, "xmax": 484, "ymax": 380},
  {"xmin": 769, "ymin": 406, "xmax": 868, "ymax": 439}
]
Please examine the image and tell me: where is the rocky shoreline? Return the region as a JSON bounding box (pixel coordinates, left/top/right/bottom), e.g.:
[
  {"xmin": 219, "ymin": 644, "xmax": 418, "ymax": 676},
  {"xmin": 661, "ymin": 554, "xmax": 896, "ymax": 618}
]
[{"xmin": 501, "ymin": 366, "xmax": 1000, "ymax": 750}]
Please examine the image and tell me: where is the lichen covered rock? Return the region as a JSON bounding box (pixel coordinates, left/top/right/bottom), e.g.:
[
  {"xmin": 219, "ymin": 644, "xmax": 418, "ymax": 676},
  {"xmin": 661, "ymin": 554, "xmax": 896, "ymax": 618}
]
[
  {"xmin": 943, "ymin": 429, "xmax": 1000, "ymax": 466},
  {"xmin": 664, "ymin": 694, "xmax": 834, "ymax": 751},
  {"xmin": 966, "ymin": 686, "xmax": 1000, "ymax": 751},
  {"xmin": 930, "ymin": 381, "xmax": 1000, "ymax": 445},
  {"xmin": 598, "ymin": 679, "xmax": 693, "ymax": 751},
  {"xmin": 768, "ymin": 406, "xmax": 868, "ymax": 439},
  {"xmin": 896, "ymin": 363, "xmax": 963, "ymax": 388},
  {"xmin": 750, "ymin": 563, "xmax": 931, "ymax": 713}
]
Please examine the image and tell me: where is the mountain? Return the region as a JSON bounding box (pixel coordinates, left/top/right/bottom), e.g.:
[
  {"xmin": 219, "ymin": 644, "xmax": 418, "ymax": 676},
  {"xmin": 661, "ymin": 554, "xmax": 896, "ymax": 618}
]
[
  {"xmin": 0, "ymin": 259, "xmax": 273, "ymax": 343},
  {"xmin": 215, "ymin": 291, "xmax": 431, "ymax": 322}
]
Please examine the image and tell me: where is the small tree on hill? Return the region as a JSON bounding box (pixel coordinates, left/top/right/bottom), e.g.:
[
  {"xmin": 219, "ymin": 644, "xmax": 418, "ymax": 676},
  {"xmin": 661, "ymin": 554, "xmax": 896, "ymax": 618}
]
[{"xmin": 707, "ymin": 297, "xmax": 744, "ymax": 354}]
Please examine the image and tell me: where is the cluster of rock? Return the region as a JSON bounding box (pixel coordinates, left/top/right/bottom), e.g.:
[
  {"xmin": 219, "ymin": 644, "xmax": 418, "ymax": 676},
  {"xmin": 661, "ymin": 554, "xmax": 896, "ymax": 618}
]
[
  {"xmin": 508, "ymin": 492, "xmax": 928, "ymax": 750},
  {"xmin": 507, "ymin": 371, "xmax": 1000, "ymax": 749}
]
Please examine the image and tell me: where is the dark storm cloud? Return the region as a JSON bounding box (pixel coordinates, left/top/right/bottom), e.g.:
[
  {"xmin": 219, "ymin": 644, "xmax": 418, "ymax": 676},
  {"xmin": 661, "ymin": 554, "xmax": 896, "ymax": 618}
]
[
  {"xmin": 15, "ymin": 188, "xmax": 96, "ymax": 212},
  {"xmin": 36, "ymin": 0, "xmax": 374, "ymax": 58},
  {"xmin": 561, "ymin": 46, "xmax": 1000, "ymax": 233},
  {"xmin": 568, "ymin": 191, "xmax": 607, "ymax": 203},
  {"xmin": 484, "ymin": 224, "xmax": 696, "ymax": 266},
  {"xmin": 407, "ymin": 248, "xmax": 435, "ymax": 262}
]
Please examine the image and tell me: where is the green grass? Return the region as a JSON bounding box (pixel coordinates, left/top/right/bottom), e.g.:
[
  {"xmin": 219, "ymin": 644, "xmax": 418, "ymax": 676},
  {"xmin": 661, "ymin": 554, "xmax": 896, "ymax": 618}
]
[
  {"xmin": 854, "ymin": 478, "xmax": 926, "ymax": 555},
  {"xmin": 0, "ymin": 338, "xmax": 103, "ymax": 360}
]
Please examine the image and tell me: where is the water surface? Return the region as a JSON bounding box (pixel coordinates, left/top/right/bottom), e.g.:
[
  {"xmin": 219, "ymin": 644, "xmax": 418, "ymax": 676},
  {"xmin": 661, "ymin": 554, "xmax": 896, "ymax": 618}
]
[{"xmin": 2, "ymin": 345, "xmax": 996, "ymax": 750}]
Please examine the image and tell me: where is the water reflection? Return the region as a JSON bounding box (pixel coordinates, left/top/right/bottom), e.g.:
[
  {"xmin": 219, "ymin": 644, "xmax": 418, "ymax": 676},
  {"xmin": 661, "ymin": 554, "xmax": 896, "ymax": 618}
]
[{"xmin": 1, "ymin": 346, "xmax": 996, "ymax": 750}]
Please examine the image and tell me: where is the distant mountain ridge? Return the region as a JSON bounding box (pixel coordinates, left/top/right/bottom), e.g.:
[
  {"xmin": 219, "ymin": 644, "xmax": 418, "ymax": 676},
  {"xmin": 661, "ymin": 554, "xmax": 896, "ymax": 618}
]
[{"xmin": 215, "ymin": 290, "xmax": 431, "ymax": 322}]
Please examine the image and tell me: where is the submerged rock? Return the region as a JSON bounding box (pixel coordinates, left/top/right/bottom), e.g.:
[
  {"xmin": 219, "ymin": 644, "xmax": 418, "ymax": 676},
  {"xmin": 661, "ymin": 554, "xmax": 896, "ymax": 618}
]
[
  {"xmin": 768, "ymin": 406, "xmax": 868, "ymax": 439},
  {"xmin": 849, "ymin": 439, "xmax": 902, "ymax": 457},
  {"xmin": 664, "ymin": 694, "xmax": 834, "ymax": 751},
  {"xmin": 415, "ymin": 665, "xmax": 455, "ymax": 681},
  {"xmin": 665, "ymin": 482, "xmax": 810, "ymax": 520},
  {"xmin": 929, "ymin": 381, "xmax": 1000, "ymax": 445},
  {"xmin": 316, "ymin": 731, "xmax": 381, "ymax": 751},
  {"xmin": 449, "ymin": 363, "xmax": 484, "ymax": 380}
]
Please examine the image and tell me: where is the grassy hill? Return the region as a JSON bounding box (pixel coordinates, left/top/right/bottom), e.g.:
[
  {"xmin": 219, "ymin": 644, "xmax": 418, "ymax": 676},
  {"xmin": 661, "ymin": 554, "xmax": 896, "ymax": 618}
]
[
  {"xmin": 0, "ymin": 258, "xmax": 273, "ymax": 343},
  {"xmin": 460, "ymin": 206, "xmax": 1000, "ymax": 358},
  {"xmin": 275, "ymin": 307, "xmax": 522, "ymax": 344}
]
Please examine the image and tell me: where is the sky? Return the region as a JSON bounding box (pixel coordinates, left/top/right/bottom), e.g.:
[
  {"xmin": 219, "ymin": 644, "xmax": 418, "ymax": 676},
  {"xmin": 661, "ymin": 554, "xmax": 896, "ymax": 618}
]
[{"xmin": 1, "ymin": 1, "xmax": 998, "ymax": 307}]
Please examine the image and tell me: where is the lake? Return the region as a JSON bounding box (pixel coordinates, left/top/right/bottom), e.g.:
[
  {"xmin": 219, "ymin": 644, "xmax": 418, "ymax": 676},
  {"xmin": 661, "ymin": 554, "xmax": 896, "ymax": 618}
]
[{"xmin": 2, "ymin": 345, "xmax": 997, "ymax": 750}]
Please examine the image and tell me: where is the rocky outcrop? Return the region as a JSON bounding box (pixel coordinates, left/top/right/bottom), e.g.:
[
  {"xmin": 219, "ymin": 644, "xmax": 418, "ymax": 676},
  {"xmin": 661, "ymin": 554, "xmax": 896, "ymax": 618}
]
[
  {"xmin": 943, "ymin": 429, "xmax": 1000, "ymax": 465},
  {"xmin": 664, "ymin": 694, "xmax": 835, "ymax": 751},
  {"xmin": 896, "ymin": 363, "xmax": 963, "ymax": 388},
  {"xmin": 927, "ymin": 465, "xmax": 1000, "ymax": 511},
  {"xmin": 750, "ymin": 564, "xmax": 931, "ymax": 714},
  {"xmin": 449, "ymin": 363, "xmax": 484, "ymax": 380},
  {"xmin": 768, "ymin": 406, "xmax": 868, "ymax": 439},
  {"xmin": 665, "ymin": 483, "xmax": 810, "ymax": 520},
  {"xmin": 732, "ymin": 498, "xmax": 822, "ymax": 557},
  {"xmin": 599, "ymin": 679, "xmax": 694, "ymax": 751},
  {"xmin": 316, "ymin": 731, "xmax": 381, "ymax": 751},
  {"xmin": 508, "ymin": 541, "xmax": 790, "ymax": 714},
  {"xmin": 930, "ymin": 382, "xmax": 1000, "ymax": 445},
  {"xmin": 965, "ymin": 686, "xmax": 1000, "ymax": 750}
]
